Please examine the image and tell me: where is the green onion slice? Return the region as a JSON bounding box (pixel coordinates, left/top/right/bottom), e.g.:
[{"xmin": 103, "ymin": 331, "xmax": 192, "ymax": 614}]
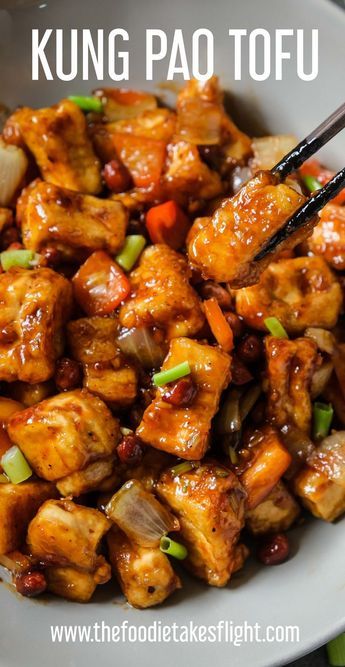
[
  {"xmin": 170, "ymin": 461, "xmax": 194, "ymax": 477},
  {"xmin": 327, "ymin": 633, "xmax": 345, "ymax": 666},
  {"xmin": 0, "ymin": 249, "xmax": 40, "ymax": 271},
  {"xmin": 160, "ymin": 536, "xmax": 188, "ymax": 560},
  {"xmin": 153, "ymin": 361, "xmax": 191, "ymax": 387},
  {"xmin": 313, "ymin": 401, "xmax": 334, "ymax": 440},
  {"xmin": 264, "ymin": 317, "xmax": 289, "ymax": 339},
  {"xmin": 116, "ymin": 235, "xmax": 146, "ymax": 272},
  {"xmin": 1, "ymin": 446, "xmax": 32, "ymax": 484},
  {"xmin": 302, "ymin": 175, "xmax": 322, "ymax": 193},
  {"xmin": 68, "ymin": 95, "xmax": 103, "ymax": 113}
]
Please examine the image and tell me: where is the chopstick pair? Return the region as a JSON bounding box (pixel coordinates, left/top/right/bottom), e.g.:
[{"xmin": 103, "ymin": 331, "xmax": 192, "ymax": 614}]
[{"xmin": 254, "ymin": 101, "xmax": 345, "ymax": 261}]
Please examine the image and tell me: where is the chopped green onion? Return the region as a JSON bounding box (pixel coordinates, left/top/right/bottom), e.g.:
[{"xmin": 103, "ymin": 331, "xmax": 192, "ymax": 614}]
[
  {"xmin": 264, "ymin": 317, "xmax": 289, "ymax": 339},
  {"xmin": 327, "ymin": 633, "xmax": 345, "ymax": 666},
  {"xmin": 68, "ymin": 95, "xmax": 103, "ymax": 113},
  {"xmin": 160, "ymin": 536, "xmax": 188, "ymax": 560},
  {"xmin": 0, "ymin": 249, "xmax": 40, "ymax": 271},
  {"xmin": 302, "ymin": 175, "xmax": 322, "ymax": 193},
  {"xmin": 229, "ymin": 446, "xmax": 239, "ymax": 465},
  {"xmin": 115, "ymin": 235, "xmax": 146, "ymax": 271},
  {"xmin": 0, "ymin": 473, "xmax": 8, "ymax": 483},
  {"xmin": 313, "ymin": 401, "xmax": 334, "ymax": 440},
  {"xmin": 153, "ymin": 361, "xmax": 191, "ymax": 387},
  {"xmin": 1, "ymin": 446, "xmax": 32, "ymax": 484},
  {"xmin": 170, "ymin": 461, "xmax": 194, "ymax": 476}
]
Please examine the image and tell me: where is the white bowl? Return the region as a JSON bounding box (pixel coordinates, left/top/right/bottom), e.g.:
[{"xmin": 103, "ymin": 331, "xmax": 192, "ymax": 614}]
[{"xmin": 1, "ymin": 1, "xmax": 345, "ymax": 666}]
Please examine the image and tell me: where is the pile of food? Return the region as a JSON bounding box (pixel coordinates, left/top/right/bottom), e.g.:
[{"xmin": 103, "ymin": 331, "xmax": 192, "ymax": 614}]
[{"xmin": 0, "ymin": 77, "xmax": 344, "ymax": 608}]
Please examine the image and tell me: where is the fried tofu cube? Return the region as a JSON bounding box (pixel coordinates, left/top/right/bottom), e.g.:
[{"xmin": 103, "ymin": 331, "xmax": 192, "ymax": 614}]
[
  {"xmin": 137, "ymin": 337, "xmax": 231, "ymax": 459},
  {"xmin": 84, "ymin": 361, "xmax": 137, "ymax": 407},
  {"xmin": 56, "ymin": 457, "xmax": 116, "ymax": 497},
  {"xmin": 307, "ymin": 203, "xmax": 345, "ymax": 270},
  {"xmin": 119, "ymin": 245, "xmax": 204, "ymax": 339},
  {"xmin": 46, "ymin": 560, "xmax": 111, "ymax": 603},
  {"xmin": 6, "ymin": 100, "xmax": 102, "ymax": 194},
  {"xmin": 0, "ymin": 481, "xmax": 57, "ymax": 554},
  {"xmin": 0, "ymin": 267, "xmax": 72, "ymax": 383},
  {"xmin": 188, "ymin": 170, "xmax": 308, "ymax": 287},
  {"xmin": 107, "ymin": 528, "xmax": 181, "ymax": 608},
  {"xmin": 265, "ymin": 336, "xmax": 318, "ymax": 434},
  {"xmin": 235, "ymin": 256, "xmax": 342, "ymax": 334},
  {"xmin": 67, "ymin": 317, "xmax": 120, "ymax": 363},
  {"xmin": 245, "ymin": 481, "xmax": 300, "ymax": 535},
  {"xmin": 6, "ymin": 381, "xmax": 54, "ymax": 407},
  {"xmin": 67, "ymin": 317, "xmax": 137, "ymax": 407},
  {"xmin": 18, "ymin": 180, "xmax": 127, "ymax": 260},
  {"xmin": 164, "ymin": 140, "xmax": 223, "ymax": 200},
  {"xmin": 238, "ymin": 425, "xmax": 292, "ymax": 509},
  {"xmin": 8, "ymin": 389, "xmax": 120, "ymax": 482},
  {"xmin": 157, "ymin": 461, "xmax": 246, "ymax": 587},
  {"xmin": 27, "ymin": 498, "xmax": 110, "ymax": 570},
  {"xmin": 293, "ymin": 466, "xmax": 345, "ymax": 522}
]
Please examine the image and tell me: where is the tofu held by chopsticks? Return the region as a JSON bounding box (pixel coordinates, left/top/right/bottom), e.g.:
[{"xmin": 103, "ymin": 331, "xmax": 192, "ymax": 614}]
[{"xmin": 188, "ymin": 170, "xmax": 309, "ymax": 288}]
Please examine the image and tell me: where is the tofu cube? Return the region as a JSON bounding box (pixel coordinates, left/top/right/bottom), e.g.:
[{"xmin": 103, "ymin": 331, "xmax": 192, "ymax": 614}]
[
  {"xmin": 7, "ymin": 389, "xmax": 120, "ymax": 482},
  {"xmin": 19, "ymin": 180, "xmax": 127, "ymax": 260},
  {"xmin": 157, "ymin": 461, "xmax": 246, "ymax": 587},
  {"xmin": 0, "ymin": 267, "xmax": 72, "ymax": 383},
  {"xmin": 137, "ymin": 337, "xmax": 231, "ymax": 459},
  {"xmin": 0, "ymin": 481, "xmax": 57, "ymax": 554},
  {"xmin": 107, "ymin": 528, "xmax": 181, "ymax": 608}
]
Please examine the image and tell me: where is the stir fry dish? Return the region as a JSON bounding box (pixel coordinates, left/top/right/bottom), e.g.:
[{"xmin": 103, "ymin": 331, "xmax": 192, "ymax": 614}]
[{"xmin": 0, "ymin": 77, "xmax": 345, "ymax": 608}]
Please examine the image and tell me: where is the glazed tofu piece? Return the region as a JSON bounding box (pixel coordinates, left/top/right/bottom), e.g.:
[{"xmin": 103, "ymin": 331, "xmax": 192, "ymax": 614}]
[
  {"xmin": 67, "ymin": 317, "xmax": 120, "ymax": 363},
  {"xmin": 238, "ymin": 425, "xmax": 292, "ymax": 509},
  {"xmin": 8, "ymin": 389, "xmax": 120, "ymax": 483},
  {"xmin": 235, "ymin": 256, "xmax": 342, "ymax": 334},
  {"xmin": 188, "ymin": 170, "xmax": 308, "ymax": 287},
  {"xmin": 5, "ymin": 100, "xmax": 102, "ymax": 193},
  {"xmin": 119, "ymin": 245, "xmax": 205, "ymax": 339},
  {"xmin": 245, "ymin": 481, "xmax": 300, "ymax": 535},
  {"xmin": 46, "ymin": 562, "xmax": 111, "ymax": 603},
  {"xmin": 137, "ymin": 338, "xmax": 231, "ymax": 459},
  {"xmin": 56, "ymin": 457, "xmax": 116, "ymax": 497},
  {"xmin": 293, "ymin": 466, "xmax": 345, "ymax": 522},
  {"xmin": 0, "ymin": 482, "xmax": 57, "ymax": 554},
  {"xmin": 307, "ymin": 203, "xmax": 345, "ymax": 270},
  {"xmin": 164, "ymin": 140, "xmax": 223, "ymax": 200},
  {"xmin": 67, "ymin": 317, "xmax": 137, "ymax": 407},
  {"xmin": 265, "ymin": 337, "xmax": 318, "ymax": 433},
  {"xmin": 107, "ymin": 528, "xmax": 181, "ymax": 608},
  {"xmin": 157, "ymin": 461, "xmax": 246, "ymax": 587},
  {"xmin": 84, "ymin": 361, "xmax": 137, "ymax": 408},
  {"xmin": 18, "ymin": 180, "xmax": 127, "ymax": 260},
  {"xmin": 0, "ymin": 267, "xmax": 72, "ymax": 383},
  {"xmin": 27, "ymin": 498, "xmax": 110, "ymax": 570},
  {"xmin": 6, "ymin": 381, "xmax": 54, "ymax": 407}
]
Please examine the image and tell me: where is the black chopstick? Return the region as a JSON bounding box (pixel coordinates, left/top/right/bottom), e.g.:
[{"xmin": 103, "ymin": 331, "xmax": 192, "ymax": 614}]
[
  {"xmin": 272, "ymin": 102, "xmax": 345, "ymax": 180},
  {"xmin": 254, "ymin": 166, "xmax": 345, "ymax": 262}
]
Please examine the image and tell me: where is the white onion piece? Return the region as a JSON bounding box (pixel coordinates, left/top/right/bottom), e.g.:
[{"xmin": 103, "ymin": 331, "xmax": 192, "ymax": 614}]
[
  {"xmin": 116, "ymin": 326, "xmax": 166, "ymax": 369},
  {"xmin": 305, "ymin": 327, "xmax": 335, "ymax": 354},
  {"xmin": 308, "ymin": 431, "xmax": 345, "ymax": 488},
  {"xmin": 0, "ymin": 139, "xmax": 28, "ymax": 206},
  {"xmin": 105, "ymin": 479, "xmax": 180, "ymax": 547},
  {"xmin": 311, "ymin": 360, "xmax": 334, "ymax": 399}
]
